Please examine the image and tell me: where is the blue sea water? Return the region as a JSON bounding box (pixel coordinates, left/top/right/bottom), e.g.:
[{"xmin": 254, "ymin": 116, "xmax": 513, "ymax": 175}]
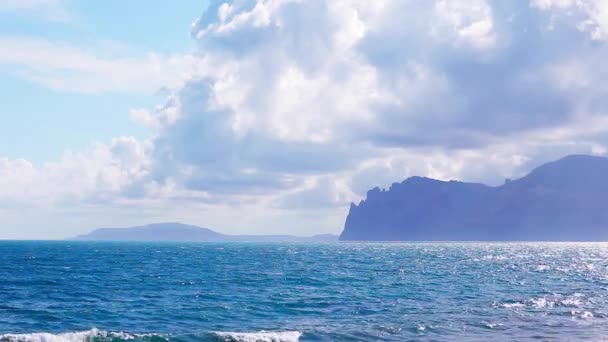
[{"xmin": 1, "ymin": 242, "xmax": 608, "ymax": 341}]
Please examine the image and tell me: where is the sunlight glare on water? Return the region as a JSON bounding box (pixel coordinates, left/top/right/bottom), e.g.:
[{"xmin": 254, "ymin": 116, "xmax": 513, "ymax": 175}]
[{"xmin": 1, "ymin": 242, "xmax": 608, "ymax": 341}]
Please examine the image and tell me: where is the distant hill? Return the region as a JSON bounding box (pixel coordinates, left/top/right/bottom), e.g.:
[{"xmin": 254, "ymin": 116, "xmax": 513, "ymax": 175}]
[
  {"xmin": 73, "ymin": 222, "xmax": 338, "ymax": 242},
  {"xmin": 340, "ymin": 155, "xmax": 608, "ymax": 241}
]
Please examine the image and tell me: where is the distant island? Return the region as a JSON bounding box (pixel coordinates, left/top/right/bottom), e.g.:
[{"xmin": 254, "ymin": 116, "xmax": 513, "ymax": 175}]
[
  {"xmin": 340, "ymin": 155, "xmax": 608, "ymax": 241},
  {"xmin": 73, "ymin": 222, "xmax": 338, "ymax": 242}
]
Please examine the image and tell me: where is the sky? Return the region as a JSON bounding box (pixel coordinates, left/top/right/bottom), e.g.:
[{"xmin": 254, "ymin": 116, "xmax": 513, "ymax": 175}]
[{"xmin": 1, "ymin": 0, "xmax": 608, "ymax": 239}]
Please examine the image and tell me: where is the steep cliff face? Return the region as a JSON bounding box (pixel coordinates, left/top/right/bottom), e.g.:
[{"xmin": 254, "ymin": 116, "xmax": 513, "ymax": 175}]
[{"xmin": 340, "ymin": 155, "xmax": 608, "ymax": 241}]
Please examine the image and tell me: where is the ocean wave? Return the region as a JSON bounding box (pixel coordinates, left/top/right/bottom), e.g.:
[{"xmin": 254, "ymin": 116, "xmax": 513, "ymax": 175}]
[
  {"xmin": 0, "ymin": 329, "xmax": 167, "ymax": 342},
  {"xmin": 571, "ymin": 310, "xmax": 594, "ymax": 319},
  {"xmin": 213, "ymin": 331, "xmax": 301, "ymax": 342},
  {"xmin": 0, "ymin": 329, "xmax": 103, "ymax": 342},
  {"xmin": 0, "ymin": 329, "xmax": 301, "ymax": 342},
  {"xmin": 496, "ymin": 293, "xmax": 585, "ymax": 310}
]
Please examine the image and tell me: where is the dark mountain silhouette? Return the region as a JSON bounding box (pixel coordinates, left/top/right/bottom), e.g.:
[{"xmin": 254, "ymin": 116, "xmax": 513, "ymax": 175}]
[
  {"xmin": 73, "ymin": 222, "xmax": 338, "ymax": 242},
  {"xmin": 340, "ymin": 155, "xmax": 608, "ymax": 241}
]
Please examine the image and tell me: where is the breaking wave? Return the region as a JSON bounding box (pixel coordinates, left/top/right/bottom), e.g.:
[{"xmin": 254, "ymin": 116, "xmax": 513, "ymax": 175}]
[
  {"xmin": 0, "ymin": 329, "xmax": 167, "ymax": 342},
  {"xmin": 0, "ymin": 330, "xmax": 301, "ymax": 342},
  {"xmin": 213, "ymin": 331, "xmax": 301, "ymax": 342}
]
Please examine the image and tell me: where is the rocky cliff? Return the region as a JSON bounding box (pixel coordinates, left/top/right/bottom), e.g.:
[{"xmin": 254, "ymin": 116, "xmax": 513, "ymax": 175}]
[{"xmin": 340, "ymin": 155, "xmax": 608, "ymax": 241}]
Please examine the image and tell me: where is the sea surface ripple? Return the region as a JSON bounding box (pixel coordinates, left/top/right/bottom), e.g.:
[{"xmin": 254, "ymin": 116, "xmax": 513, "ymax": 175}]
[{"xmin": 1, "ymin": 241, "xmax": 608, "ymax": 341}]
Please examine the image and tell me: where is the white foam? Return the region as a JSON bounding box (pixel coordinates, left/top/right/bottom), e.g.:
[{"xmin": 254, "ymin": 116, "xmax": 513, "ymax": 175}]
[
  {"xmin": 559, "ymin": 297, "xmax": 582, "ymax": 307},
  {"xmin": 482, "ymin": 322, "xmax": 503, "ymax": 329},
  {"xmin": 0, "ymin": 329, "xmax": 104, "ymax": 342},
  {"xmin": 498, "ymin": 302, "xmax": 525, "ymax": 309},
  {"xmin": 530, "ymin": 297, "xmax": 552, "ymax": 308},
  {"xmin": 482, "ymin": 255, "xmax": 507, "ymax": 261},
  {"xmin": 0, "ymin": 330, "xmax": 160, "ymax": 342},
  {"xmin": 571, "ymin": 310, "xmax": 594, "ymax": 319},
  {"xmin": 498, "ymin": 293, "xmax": 585, "ymax": 310},
  {"xmin": 214, "ymin": 331, "xmax": 302, "ymax": 342}
]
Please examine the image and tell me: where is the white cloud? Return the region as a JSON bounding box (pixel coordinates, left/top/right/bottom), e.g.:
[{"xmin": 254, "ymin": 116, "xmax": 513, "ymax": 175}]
[
  {"xmin": 530, "ymin": 0, "xmax": 576, "ymax": 10},
  {"xmin": 0, "ymin": 0, "xmax": 72, "ymax": 22},
  {"xmin": 0, "ymin": 137, "xmax": 150, "ymax": 207},
  {"xmin": 4, "ymin": 0, "xmax": 608, "ymax": 238},
  {"xmin": 148, "ymin": 0, "xmax": 608, "ymax": 209},
  {"xmin": 0, "ymin": 36, "xmax": 204, "ymax": 94},
  {"xmin": 129, "ymin": 108, "xmax": 159, "ymax": 128},
  {"xmin": 433, "ymin": 0, "xmax": 496, "ymax": 49},
  {"xmin": 531, "ymin": 0, "xmax": 608, "ymax": 40}
]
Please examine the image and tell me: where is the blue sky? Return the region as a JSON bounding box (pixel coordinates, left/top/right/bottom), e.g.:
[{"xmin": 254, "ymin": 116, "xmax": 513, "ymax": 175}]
[
  {"xmin": 0, "ymin": 0, "xmax": 207, "ymax": 162},
  {"xmin": 1, "ymin": 0, "xmax": 608, "ymax": 239}
]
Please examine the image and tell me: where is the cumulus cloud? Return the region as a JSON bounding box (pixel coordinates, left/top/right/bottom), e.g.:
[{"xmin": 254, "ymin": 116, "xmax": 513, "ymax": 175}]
[
  {"xmin": 3, "ymin": 0, "xmax": 608, "ymax": 237},
  {"xmin": 0, "ymin": 137, "xmax": 149, "ymax": 207},
  {"xmin": 531, "ymin": 0, "xmax": 608, "ymax": 40},
  {"xmin": 152, "ymin": 0, "xmax": 607, "ymax": 198}
]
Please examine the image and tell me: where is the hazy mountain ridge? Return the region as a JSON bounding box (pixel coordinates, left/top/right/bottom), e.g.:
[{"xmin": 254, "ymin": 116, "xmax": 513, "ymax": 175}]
[
  {"xmin": 73, "ymin": 223, "xmax": 338, "ymax": 242},
  {"xmin": 340, "ymin": 155, "xmax": 608, "ymax": 241}
]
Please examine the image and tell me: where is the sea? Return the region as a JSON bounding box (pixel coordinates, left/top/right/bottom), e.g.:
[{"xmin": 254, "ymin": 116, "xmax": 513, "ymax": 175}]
[{"xmin": 1, "ymin": 241, "xmax": 608, "ymax": 341}]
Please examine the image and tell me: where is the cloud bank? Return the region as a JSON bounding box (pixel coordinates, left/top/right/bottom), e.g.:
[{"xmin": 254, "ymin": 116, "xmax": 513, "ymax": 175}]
[{"xmin": 2, "ymin": 0, "xmax": 608, "ymax": 238}]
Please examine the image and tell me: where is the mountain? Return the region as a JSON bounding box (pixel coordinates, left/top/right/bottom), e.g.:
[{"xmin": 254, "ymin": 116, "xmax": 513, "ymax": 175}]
[
  {"xmin": 73, "ymin": 222, "xmax": 339, "ymax": 242},
  {"xmin": 340, "ymin": 155, "xmax": 608, "ymax": 241}
]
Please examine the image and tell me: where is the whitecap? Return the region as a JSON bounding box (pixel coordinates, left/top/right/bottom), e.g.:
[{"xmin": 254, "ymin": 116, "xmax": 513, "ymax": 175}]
[
  {"xmin": 498, "ymin": 302, "xmax": 526, "ymax": 309},
  {"xmin": 559, "ymin": 297, "xmax": 582, "ymax": 307},
  {"xmin": 530, "ymin": 297, "xmax": 552, "ymax": 308},
  {"xmin": 498, "ymin": 293, "xmax": 586, "ymax": 311},
  {"xmin": 482, "ymin": 321, "xmax": 504, "ymax": 329},
  {"xmin": 571, "ymin": 310, "xmax": 594, "ymax": 319},
  {"xmin": 416, "ymin": 324, "xmax": 433, "ymax": 332},
  {"xmin": 0, "ymin": 329, "xmax": 104, "ymax": 342},
  {"xmin": 214, "ymin": 331, "xmax": 302, "ymax": 342},
  {"xmin": 482, "ymin": 255, "xmax": 507, "ymax": 261},
  {"xmin": 0, "ymin": 329, "xmax": 165, "ymax": 342}
]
